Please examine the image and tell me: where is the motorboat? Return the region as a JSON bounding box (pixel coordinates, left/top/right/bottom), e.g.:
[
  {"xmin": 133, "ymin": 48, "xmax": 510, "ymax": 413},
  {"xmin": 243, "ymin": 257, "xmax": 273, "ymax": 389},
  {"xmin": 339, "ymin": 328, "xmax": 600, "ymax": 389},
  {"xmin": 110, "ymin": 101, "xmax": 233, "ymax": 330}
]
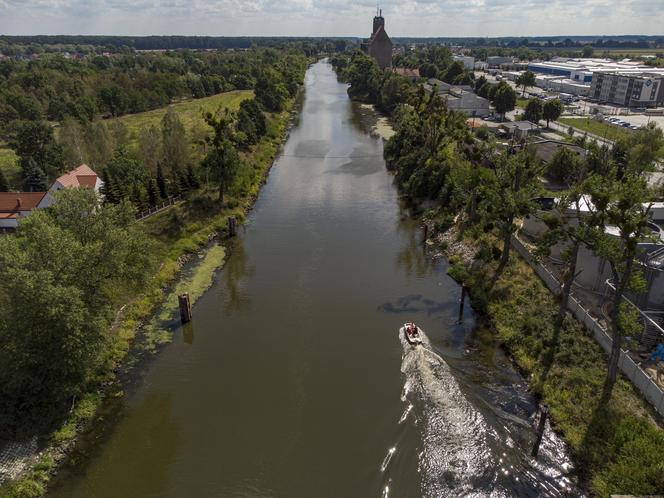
[{"xmin": 401, "ymin": 322, "xmax": 422, "ymax": 346}]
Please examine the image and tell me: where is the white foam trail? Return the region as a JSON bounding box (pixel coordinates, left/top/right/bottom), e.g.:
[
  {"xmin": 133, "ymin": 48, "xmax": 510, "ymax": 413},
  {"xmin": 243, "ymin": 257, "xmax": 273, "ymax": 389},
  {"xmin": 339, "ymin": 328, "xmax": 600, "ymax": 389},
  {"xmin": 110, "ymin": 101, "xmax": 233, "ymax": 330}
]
[
  {"xmin": 398, "ymin": 404, "xmax": 413, "ymax": 424},
  {"xmin": 382, "ymin": 484, "xmax": 390, "ymax": 498},
  {"xmin": 380, "ymin": 447, "xmax": 396, "ymax": 473}
]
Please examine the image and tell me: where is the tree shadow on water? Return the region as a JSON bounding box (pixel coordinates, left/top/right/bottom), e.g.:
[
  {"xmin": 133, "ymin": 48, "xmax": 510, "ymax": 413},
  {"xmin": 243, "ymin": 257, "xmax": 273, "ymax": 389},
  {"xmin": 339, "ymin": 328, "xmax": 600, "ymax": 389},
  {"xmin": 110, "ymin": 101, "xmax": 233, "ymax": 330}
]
[{"xmin": 377, "ymin": 294, "xmax": 456, "ymax": 316}]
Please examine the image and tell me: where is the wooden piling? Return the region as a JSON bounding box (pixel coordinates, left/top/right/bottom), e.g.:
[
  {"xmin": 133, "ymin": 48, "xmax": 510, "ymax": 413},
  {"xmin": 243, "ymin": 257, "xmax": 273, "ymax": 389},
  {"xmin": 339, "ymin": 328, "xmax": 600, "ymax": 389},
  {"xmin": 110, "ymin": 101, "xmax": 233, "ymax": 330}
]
[
  {"xmin": 178, "ymin": 293, "xmax": 192, "ymax": 324},
  {"xmin": 531, "ymin": 405, "xmax": 548, "ymax": 458},
  {"xmin": 457, "ymin": 285, "xmax": 466, "ymax": 324},
  {"xmin": 228, "ymin": 216, "xmax": 237, "ymax": 237}
]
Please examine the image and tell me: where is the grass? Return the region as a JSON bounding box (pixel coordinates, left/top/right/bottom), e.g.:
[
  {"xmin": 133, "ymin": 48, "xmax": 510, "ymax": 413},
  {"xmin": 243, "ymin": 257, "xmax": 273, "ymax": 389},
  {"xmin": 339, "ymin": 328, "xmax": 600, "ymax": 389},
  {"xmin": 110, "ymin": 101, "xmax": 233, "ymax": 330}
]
[
  {"xmin": 516, "ymin": 97, "xmax": 529, "ymax": 109},
  {"xmin": 0, "ymin": 98, "xmax": 296, "ymax": 498},
  {"xmin": 111, "ymin": 90, "xmax": 253, "ymax": 150},
  {"xmin": 558, "ymin": 117, "xmax": 632, "ymax": 142},
  {"xmin": 0, "ymin": 91, "xmax": 253, "ymax": 191},
  {"xmin": 446, "ymin": 227, "xmax": 664, "ymax": 496}
]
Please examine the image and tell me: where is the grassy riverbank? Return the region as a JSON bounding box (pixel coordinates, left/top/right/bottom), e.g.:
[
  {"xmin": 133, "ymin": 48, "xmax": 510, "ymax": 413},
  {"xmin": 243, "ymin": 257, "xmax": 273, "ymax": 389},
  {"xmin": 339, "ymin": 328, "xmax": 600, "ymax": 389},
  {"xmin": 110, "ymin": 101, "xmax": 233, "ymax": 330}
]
[
  {"xmin": 442, "ymin": 227, "xmax": 664, "ymax": 496},
  {"xmin": 0, "ymin": 94, "xmax": 298, "ymax": 498}
]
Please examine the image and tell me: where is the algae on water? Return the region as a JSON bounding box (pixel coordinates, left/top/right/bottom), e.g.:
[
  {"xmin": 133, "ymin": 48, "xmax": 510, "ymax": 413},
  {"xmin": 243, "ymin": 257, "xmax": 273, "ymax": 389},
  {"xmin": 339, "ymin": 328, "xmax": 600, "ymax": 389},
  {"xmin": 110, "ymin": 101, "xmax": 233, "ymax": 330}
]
[{"xmin": 140, "ymin": 244, "xmax": 226, "ymax": 353}]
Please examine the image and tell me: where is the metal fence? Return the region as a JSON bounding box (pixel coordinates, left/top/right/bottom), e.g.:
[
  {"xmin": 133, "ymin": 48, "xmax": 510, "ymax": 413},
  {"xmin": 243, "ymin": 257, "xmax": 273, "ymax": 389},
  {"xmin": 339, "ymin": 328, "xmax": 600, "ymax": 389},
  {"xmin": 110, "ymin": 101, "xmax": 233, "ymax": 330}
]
[{"xmin": 511, "ymin": 234, "xmax": 664, "ymax": 417}]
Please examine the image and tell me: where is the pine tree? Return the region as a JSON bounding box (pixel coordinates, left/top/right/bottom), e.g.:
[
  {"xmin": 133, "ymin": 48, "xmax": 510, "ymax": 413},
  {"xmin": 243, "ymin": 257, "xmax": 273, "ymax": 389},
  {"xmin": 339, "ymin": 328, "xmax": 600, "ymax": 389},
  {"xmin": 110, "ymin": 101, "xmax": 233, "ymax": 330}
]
[
  {"xmin": 186, "ymin": 164, "xmax": 200, "ymax": 190},
  {"xmin": 147, "ymin": 178, "xmax": 159, "ymax": 206},
  {"xmin": 156, "ymin": 162, "xmax": 168, "ymax": 199}
]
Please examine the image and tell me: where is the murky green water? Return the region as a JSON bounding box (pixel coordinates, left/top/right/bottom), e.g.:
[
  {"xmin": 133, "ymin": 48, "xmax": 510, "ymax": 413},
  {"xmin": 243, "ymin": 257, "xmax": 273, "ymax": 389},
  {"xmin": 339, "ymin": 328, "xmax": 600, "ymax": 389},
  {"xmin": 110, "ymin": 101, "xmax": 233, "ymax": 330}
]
[{"xmin": 47, "ymin": 61, "xmax": 581, "ymax": 498}]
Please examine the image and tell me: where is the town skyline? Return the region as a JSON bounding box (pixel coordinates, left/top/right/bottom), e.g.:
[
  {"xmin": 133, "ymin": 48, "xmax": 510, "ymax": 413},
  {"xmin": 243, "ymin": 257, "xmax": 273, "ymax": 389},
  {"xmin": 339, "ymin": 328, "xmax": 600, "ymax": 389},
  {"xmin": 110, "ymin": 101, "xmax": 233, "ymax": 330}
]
[{"xmin": 0, "ymin": 1, "xmax": 662, "ymax": 38}]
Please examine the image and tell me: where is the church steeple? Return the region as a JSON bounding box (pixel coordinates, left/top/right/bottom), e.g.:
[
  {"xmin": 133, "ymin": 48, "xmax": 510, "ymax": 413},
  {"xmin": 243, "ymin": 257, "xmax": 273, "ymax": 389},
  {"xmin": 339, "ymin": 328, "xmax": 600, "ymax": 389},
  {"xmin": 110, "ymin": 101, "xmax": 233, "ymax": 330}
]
[{"xmin": 373, "ymin": 7, "xmax": 385, "ymax": 34}]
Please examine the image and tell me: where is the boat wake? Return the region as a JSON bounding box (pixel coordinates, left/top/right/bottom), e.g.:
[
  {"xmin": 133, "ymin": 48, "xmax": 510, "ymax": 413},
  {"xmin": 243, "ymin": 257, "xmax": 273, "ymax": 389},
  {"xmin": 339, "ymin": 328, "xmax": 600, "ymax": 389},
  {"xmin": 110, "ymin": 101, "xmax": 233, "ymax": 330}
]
[{"xmin": 388, "ymin": 327, "xmax": 582, "ymax": 498}]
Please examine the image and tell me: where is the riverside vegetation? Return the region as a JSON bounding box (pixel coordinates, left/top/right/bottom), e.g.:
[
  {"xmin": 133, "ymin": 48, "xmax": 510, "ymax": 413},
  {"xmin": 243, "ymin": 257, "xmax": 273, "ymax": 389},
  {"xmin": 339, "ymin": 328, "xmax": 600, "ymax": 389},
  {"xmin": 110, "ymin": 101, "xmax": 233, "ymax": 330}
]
[
  {"xmin": 0, "ymin": 46, "xmax": 309, "ymax": 498},
  {"xmin": 334, "ymin": 50, "xmax": 664, "ymax": 496}
]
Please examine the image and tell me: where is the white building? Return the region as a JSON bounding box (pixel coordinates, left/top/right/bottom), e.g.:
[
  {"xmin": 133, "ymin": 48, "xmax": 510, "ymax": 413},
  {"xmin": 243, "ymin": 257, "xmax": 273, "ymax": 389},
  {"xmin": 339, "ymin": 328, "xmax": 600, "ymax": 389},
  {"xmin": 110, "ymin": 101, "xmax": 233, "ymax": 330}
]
[
  {"xmin": 453, "ymin": 55, "xmax": 475, "ymax": 70},
  {"xmin": 590, "ymin": 72, "xmax": 664, "ymax": 108},
  {"xmin": 0, "ymin": 164, "xmax": 103, "ymax": 230}
]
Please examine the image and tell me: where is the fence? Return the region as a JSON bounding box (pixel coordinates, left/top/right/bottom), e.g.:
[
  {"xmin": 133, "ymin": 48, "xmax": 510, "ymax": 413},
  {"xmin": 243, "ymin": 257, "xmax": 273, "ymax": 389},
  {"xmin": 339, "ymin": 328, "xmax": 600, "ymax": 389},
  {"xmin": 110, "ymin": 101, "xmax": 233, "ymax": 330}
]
[
  {"xmin": 135, "ymin": 195, "xmax": 182, "ymax": 221},
  {"xmin": 511, "ymin": 234, "xmax": 664, "ymax": 417}
]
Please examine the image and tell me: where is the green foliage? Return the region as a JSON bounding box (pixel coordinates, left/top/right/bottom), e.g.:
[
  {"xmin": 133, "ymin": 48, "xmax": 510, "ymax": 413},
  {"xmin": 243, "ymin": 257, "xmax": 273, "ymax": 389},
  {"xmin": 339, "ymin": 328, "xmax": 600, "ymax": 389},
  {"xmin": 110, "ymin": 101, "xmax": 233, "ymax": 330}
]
[
  {"xmin": 255, "ymin": 68, "xmax": 289, "ymax": 113},
  {"xmin": 493, "ymin": 82, "xmax": 517, "ymax": 117},
  {"xmin": 203, "ymin": 109, "xmax": 241, "ymax": 202},
  {"xmin": 0, "ymin": 188, "xmax": 151, "ymax": 436},
  {"xmin": 0, "ymin": 166, "xmax": 8, "ymax": 191},
  {"xmin": 524, "ymin": 98, "xmax": 543, "ymax": 123},
  {"xmin": 10, "ymin": 120, "xmax": 64, "ymax": 186},
  {"xmin": 236, "ymin": 98, "xmax": 267, "ymax": 146},
  {"xmin": 545, "ymin": 144, "xmax": 582, "ymax": 183},
  {"xmin": 542, "ymin": 99, "xmax": 563, "ymax": 127}
]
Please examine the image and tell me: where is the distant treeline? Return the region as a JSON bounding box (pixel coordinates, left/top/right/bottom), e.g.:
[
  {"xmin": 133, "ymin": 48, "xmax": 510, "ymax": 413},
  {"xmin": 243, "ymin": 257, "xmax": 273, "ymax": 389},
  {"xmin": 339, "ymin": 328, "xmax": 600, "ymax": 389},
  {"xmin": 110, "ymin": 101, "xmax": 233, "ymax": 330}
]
[
  {"xmin": 0, "ymin": 35, "xmax": 355, "ymax": 53},
  {"xmin": 392, "ymin": 36, "xmax": 664, "ymax": 48}
]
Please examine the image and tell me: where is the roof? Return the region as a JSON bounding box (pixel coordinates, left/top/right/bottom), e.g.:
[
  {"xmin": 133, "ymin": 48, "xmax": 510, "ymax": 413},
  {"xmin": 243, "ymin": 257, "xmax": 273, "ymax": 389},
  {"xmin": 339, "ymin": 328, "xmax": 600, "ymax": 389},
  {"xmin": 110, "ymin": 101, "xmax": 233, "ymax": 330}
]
[
  {"xmin": 534, "ymin": 141, "xmax": 587, "ymax": 163},
  {"xmin": 392, "ymin": 67, "xmax": 420, "ymax": 78},
  {"xmin": 501, "ymin": 121, "xmax": 539, "ymax": 131},
  {"xmin": 54, "ymin": 164, "xmax": 99, "ymax": 189},
  {"xmin": 0, "ymin": 192, "xmax": 47, "ymax": 213}
]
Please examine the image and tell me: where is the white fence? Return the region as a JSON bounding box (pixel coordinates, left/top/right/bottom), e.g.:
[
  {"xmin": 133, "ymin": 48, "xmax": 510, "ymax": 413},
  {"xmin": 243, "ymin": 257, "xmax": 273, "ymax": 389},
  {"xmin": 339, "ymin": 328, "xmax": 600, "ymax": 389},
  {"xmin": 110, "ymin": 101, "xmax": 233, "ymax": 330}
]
[
  {"xmin": 135, "ymin": 195, "xmax": 182, "ymax": 221},
  {"xmin": 511, "ymin": 235, "xmax": 664, "ymax": 417}
]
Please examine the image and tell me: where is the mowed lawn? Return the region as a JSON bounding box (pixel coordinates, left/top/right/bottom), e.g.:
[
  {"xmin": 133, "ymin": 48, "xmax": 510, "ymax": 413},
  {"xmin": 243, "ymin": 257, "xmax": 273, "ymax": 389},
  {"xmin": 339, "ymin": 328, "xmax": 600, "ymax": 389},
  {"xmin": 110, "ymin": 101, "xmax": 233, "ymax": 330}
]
[
  {"xmin": 558, "ymin": 116, "xmax": 632, "ymax": 142},
  {"xmin": 0, "ymin": 90, "xmax": 253, "ymax": 189},
  {"xmin": 110, "ymin": 90, "xmax": 253, "ymax": 149}
]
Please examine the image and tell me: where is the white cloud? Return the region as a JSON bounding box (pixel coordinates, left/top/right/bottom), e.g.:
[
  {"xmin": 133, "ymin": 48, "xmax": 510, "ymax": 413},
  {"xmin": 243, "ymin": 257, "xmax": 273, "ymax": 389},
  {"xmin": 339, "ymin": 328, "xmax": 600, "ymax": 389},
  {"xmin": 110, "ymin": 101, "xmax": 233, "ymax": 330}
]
[{"xmin": 0, "ymin": 0, "xmax": 662, "ymax": 36}]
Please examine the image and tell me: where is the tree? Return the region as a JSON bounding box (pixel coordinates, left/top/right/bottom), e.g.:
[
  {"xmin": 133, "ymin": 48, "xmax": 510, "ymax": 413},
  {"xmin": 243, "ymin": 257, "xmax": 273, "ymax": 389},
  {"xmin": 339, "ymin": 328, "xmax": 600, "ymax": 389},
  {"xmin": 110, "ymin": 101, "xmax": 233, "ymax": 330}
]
[
  {"xmin": 203, "ymin": 110, "xmax": 241, "ymax": 203},
  {"xmin": 582, "ymin": 45, "xmax": 594, "ymax": 57},
  {"xmin": 10, "ymin": 120, "xmax": 65, "ymax": 183},
  {"xmin": 59, "ymin": 117, "xmax": 87, "ymax": 168},
  {"xmin": 482, "ymin": 148, "xmax": 543, "ymax": 282},
  {"xmin": 161, "ymin": 107, "xmax": 189, "ymax": 181},
  {"xmin": 0, "ymin": 168, "xmax": 8, "ymax": 192},
  {"xmin": 524, "ymin": 98, "xmax": 543, "ymax": 124},
  {"xmin": 156, "ymin": 162, "xmax": 168, "ymax": 199},
  {"xmin": 255, "ymin": 68, "xmax": 289, "ymax": 113},
  {"xmin": 493, "ymin": 83, "xmax": 517, "ymax": 119},
  {"xmin": 138, "ymin": 125, "xmax": 162, "ymax": 172},
  {"xmin": 588, "ymin": 127, "xmax": 664, "ymax": 399},
  {"xmin": 516, "ymin": 71, "xmax": 536, "ymax": 96},
  {"xmin": 0, "ymin": 188, "xmax": 150, "ymax": 434},
  {"xmin": 102, "ymin": 148, "xmax": 151, "ymax": 208},
  {"xmin": 546, "ymin": 145, "xmax": 582, "ymax": 183},
  {"xmin": 543, "ymin": 99, "xmax": 563, "ymax": 128},
  {"xmin": 442, "ymin": 61, "xmax": 464, "ymax": 84}
]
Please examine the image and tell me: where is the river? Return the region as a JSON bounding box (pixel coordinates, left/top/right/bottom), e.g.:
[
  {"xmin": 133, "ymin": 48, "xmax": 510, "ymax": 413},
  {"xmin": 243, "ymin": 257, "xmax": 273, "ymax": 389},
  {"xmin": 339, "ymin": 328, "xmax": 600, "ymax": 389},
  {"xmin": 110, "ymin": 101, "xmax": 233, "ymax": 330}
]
[{"xmin": 47, "ymin": 60, "xmax": 580, "ymax": 498}]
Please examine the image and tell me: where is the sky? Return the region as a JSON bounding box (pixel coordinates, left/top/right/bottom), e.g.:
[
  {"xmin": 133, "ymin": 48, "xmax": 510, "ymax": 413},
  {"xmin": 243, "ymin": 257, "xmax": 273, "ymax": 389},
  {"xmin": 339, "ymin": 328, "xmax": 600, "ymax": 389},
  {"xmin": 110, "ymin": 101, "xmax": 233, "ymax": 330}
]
[{"xmin": 0, "ymin": 0, "xmax": 662, "ymax": 38}]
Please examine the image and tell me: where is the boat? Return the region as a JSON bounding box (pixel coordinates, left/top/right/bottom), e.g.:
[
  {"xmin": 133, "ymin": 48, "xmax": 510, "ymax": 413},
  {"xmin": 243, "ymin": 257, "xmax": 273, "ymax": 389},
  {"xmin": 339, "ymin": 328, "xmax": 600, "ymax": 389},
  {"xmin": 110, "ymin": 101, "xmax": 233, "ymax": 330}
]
[{"xmin": 401, "ymin": 322, "xmax": 422, "ymax": 346}]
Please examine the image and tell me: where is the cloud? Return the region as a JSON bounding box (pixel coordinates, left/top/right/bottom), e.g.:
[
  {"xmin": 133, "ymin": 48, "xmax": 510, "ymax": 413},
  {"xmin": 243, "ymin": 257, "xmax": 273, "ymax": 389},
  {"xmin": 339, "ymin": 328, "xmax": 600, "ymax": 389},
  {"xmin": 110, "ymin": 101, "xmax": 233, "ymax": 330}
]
[{"xmin": 0, "ymin": 0, "xmax": 662, "ymax": 36}]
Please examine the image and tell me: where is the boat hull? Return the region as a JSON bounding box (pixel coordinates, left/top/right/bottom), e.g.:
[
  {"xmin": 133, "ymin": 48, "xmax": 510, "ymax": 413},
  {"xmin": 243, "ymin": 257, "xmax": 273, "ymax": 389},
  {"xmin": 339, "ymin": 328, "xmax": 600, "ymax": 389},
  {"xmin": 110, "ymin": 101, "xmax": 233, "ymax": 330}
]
[{"xmin": 401, "ymin": 325, "xmax": 422, "ymax": 346}]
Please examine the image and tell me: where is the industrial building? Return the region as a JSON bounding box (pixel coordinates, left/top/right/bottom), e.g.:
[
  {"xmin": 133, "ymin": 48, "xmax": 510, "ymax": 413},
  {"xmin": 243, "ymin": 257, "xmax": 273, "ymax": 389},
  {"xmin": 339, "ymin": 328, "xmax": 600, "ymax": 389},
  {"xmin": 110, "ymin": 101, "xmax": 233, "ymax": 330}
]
[
  {"xmin": 424, "ymin": 78, "xmax": 490, "ymax": 118},
  {"xmin": 590, "ymin": 72, "xmax": 664, "ymax": 108},
  {"xmin": 453, "ymin": 55, "xmax": 475, "ymax": 70},
  {"xmin": 487, "ymin": 56, "xmax": 513, "ymax": 68}
]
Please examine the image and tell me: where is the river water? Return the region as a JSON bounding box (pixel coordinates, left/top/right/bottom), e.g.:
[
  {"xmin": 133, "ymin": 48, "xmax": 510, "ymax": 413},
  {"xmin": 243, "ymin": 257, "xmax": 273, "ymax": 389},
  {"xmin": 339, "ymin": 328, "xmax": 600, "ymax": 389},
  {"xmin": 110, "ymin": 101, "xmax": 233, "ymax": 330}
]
[{"xmin": 47, "ymin": 61, "xmax": 580, "ymax": 498}]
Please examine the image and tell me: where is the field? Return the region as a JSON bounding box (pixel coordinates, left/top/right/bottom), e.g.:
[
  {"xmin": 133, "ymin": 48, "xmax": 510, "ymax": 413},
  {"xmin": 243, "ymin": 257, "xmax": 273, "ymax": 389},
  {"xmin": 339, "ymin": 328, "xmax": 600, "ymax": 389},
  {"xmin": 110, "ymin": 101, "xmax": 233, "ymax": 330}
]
[
  {"xmin": 0, "ymin": 90, "xmax": 253, "ymax": 190},
  {"xmin": 558, "ymin": 116, "xmax": 632, "ymax": 142},
  {"xmin": 110, "ymin": 90, "xmax": 253, "ymax": 150}
]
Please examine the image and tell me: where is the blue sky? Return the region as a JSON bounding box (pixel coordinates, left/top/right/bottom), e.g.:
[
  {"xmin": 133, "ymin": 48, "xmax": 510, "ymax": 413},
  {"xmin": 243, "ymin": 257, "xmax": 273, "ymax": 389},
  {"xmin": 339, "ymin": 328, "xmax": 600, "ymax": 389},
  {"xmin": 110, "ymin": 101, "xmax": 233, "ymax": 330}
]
[{"xmin": 0, "ymin": 0, "xmax": 662, "ymax": 37}]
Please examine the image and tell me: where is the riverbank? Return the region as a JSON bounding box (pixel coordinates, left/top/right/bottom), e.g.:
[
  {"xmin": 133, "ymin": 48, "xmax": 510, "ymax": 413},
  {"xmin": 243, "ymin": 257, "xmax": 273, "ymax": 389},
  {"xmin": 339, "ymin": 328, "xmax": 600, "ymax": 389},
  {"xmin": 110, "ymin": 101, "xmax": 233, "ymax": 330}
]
[
  {"xmin": 0, "ymin": 90, "xmax": 303, "ymax": 498},
  {"xmin": 427, "ymin": 222, "xmax": 664, "ymax": 497}
]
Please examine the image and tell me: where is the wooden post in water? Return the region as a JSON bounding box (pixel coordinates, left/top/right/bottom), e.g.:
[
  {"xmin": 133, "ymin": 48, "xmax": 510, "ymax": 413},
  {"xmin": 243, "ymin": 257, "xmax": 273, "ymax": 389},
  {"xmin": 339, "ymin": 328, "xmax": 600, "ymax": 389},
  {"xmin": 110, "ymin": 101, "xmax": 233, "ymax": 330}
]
[
  {"xmin": 178, "ymin": 293, "xmax": 192, "ymax": 324},
  {"xmin": 228, "ymin": 216, "xmax": 237, "ymax": 237},
  {"xmin": 531, "ymin": 405, "xmax": 548, "ymax": 458},
  {"xmin": 457, "ymin": 285, "xmax": 466, "ymax": 324}
]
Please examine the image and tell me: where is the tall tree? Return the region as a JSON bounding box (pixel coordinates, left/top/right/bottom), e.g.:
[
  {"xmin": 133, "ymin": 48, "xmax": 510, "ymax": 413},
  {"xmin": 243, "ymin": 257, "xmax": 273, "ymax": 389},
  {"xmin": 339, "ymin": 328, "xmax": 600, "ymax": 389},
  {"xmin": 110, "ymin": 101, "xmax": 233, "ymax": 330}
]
[
  {"xmin": 138, "ymin": 125, "xmax": 162, "ymax": 173},
  {"xmin": 0, "ymin": 188, "xmax": 150, "ymax": 434},
  {"xmin": 543, "ymin": 99, "xmax": 563, "ymax": 128},
  {"xmin": 482, "ymin": 148, "xmax": 543, "ymax": 282},
  {"xmin": 493, "ymin": 83, "xmax": 517, "ymax": 120},
  {"xmin": 161, "ymin": 107, "xmax": 189, "ymax": 180},
  {"xmin": 524, "ymin": 98, "xmax": 543, "ymax": 123},
  {"xmin": 516, "ymin": 71, "xmax": 536, "ymax": 96},
  {"xmin": 203, "ymin": 110, "xmax": 240, "ymax": 203},
  {"xmin": 10, "ymin": 120, "xmax": 65, "ymax": 184}
]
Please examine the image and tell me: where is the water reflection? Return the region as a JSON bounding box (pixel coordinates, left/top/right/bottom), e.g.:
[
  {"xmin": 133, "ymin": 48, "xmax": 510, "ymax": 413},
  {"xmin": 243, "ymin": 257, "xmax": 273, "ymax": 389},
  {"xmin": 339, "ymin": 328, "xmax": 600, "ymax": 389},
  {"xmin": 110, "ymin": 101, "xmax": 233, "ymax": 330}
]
[{"xmin": 220, "ymin": 238, "xmax": 254, "ymax": 315}]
